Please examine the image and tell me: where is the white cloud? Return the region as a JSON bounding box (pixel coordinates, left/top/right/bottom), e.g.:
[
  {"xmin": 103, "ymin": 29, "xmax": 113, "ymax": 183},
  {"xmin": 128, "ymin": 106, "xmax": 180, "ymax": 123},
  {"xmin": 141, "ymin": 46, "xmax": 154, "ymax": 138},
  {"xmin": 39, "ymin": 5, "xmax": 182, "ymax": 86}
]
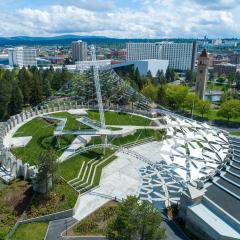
[{"xmin": 0, "ymin": 0, "xmax": 239, "ymax": 38}]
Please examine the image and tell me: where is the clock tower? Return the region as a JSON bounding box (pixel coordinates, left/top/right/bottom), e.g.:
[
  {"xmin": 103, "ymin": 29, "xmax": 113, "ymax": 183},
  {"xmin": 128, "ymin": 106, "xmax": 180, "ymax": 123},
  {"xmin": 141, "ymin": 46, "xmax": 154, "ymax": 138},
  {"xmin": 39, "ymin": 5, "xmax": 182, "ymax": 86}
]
[{"xmin": 196, "ymin": 49, "xmax": 209, "ymax": 99}]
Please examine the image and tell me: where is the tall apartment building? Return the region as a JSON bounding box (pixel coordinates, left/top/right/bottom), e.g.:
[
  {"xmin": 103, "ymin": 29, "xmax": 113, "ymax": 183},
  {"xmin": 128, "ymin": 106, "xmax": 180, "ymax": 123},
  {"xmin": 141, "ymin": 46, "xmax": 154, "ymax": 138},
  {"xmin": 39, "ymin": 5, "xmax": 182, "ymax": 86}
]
[
  {"xmin": 72, "ymin": 40, "xmax": 88, "ymax": 63},
  {"xmin": 127, "ymin": 41, "xmax": 197, "ymax": 71},
  {"xmin": 8, "ymin": 47, "xmax": 37, "ymax": 67}
]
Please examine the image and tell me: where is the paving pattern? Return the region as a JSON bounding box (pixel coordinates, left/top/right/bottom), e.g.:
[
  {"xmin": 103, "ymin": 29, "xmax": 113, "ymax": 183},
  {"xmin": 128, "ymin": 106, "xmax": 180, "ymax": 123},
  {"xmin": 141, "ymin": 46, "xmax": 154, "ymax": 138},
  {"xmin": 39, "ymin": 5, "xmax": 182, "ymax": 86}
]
[{"xmin": 137, "ymin": 115, "xmax": 229, "ymax": 207}]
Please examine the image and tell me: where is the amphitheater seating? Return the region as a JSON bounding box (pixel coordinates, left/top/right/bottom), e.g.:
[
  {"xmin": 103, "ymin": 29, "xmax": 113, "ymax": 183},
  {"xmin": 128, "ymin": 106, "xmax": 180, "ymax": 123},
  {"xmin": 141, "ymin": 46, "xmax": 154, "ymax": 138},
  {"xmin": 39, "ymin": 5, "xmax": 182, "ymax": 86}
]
[
  {"xmin": 205, "ymin": 136, "xmax": 240, "ymax": 222},
  {"xmin": 67, "ymin": 154, "xmax": 115, "ymax": 193}
]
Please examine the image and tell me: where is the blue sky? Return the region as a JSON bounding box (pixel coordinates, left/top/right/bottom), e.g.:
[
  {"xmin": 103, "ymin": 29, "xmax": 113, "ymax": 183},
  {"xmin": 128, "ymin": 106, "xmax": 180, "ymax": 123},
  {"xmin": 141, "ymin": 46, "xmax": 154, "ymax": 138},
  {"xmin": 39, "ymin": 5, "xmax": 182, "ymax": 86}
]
[{"xmin": 0, "ymin": 0, "xmax": 239, "ymax": 38}]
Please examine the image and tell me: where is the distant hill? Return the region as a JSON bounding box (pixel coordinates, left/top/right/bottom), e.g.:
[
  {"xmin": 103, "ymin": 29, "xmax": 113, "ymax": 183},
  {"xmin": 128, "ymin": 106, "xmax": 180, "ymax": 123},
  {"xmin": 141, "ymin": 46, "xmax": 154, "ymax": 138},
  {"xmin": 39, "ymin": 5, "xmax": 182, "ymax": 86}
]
[{"xmin": 0, "ymin": 35, "xmax": 198, "ymax": 46}]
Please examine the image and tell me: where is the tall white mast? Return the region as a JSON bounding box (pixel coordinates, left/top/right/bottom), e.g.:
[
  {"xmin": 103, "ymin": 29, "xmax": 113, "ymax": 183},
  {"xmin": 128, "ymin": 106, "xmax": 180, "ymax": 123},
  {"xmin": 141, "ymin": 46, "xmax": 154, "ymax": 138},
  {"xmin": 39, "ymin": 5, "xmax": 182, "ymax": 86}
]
[{"xmin": 90, "ymin": 45, "xmax": 107, "ymax": 152}]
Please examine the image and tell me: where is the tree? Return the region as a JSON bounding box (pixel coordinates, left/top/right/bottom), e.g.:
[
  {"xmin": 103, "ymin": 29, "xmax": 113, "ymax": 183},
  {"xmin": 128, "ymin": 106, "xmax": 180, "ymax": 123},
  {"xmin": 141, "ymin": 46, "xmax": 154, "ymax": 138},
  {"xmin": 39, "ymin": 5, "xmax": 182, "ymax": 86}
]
[
  {"xmin": 235, "ymin": 72, "xmax": 240, "ymax": 90},
  {"xmin": 141, "ymin": 82, "xmax": 157, "ymax": 102},
  {"xmin": 220, "ymin": 89, "xmax": 238, "ymax": 103},
  {"xmin": 146, "ymin": 70, "xmax": 153, "ymax": 83},
  {"xmin": 155, "ymin": 70, "xmax": 166, "ymax": 85},
  {"xmin": 35, "ymin": 150, "xmax": 58, "ymax": 195},
  {"xmin": 165, "ymin": 85, "xmax": 188, "ymax": 110},
  {"xmin": 218, "ymin": 99, "xmax": 240, "ymax": 121},
  {"xmin": 107, "ymin": 196, "xmax": 165, "ymax": 240},
  {"xmin": 185, "ymin": 70, "xmax": 196, "ymax": 84},
  {"xmin": 183, "ymin": 93, "xmax": 200, "ymax": 115},
  {"xmin": 134, "ymin": 68, "xmax": 144, "ymax": 90},
  {"xmin": 0, "ymin": 70, "xmax": 13, "ymax": 119},
  {"xmin": 196, "ymin": 99, "xmax": 211, "ymax": 118},
  {"xmin": 43, "ymin": 78, "xmax": 52, "ymax": 98},
  {"xmin": 165, "ymin": 67, "xmax": 175, "ymax": 83},
  {"xmin": 209, "ymin": 71, "xmax": 216, "ymax": 82},
  {"xmin": 8, "ymin": 80, "xmax": 23, "ymax": 116},
  {"xmin": 18, "ymin": 67, "xmax": 32, "ymax": 105},
  {"xmin": 30, "ymin": 69, "xmax": 43, "ymax": 106},
  {"xmin": 217, "ymin": 74, "xmax": 226, "ymax": 84},
  {"xmin": 157, "ymin": 84, "xmax": 166, "ymax": 106}
]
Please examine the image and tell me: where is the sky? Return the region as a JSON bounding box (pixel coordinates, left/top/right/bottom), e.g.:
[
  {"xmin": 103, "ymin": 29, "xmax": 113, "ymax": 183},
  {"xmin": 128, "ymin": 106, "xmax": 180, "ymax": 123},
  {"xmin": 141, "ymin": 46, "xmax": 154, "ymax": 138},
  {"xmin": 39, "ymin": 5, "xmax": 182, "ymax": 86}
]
[{"xmin": 0, "ymin": 0, "xmax": 239, "ymax": 38}]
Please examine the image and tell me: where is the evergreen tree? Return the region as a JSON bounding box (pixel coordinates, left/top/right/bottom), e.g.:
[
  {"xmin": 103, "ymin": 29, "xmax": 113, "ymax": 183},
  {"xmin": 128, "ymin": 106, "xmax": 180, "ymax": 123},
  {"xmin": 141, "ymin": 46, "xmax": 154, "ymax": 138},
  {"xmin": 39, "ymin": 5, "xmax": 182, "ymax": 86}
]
[
  {"xmin": 107, "ymin": 196, "xmax": 165, "ymax": 240},
  {"xmin": 35, "ymin": 150, "xmax": 58, "ymax": 195},
  {"xmin": 18, "ymin": 67, "xmax": 32, "ymax": 104},
  {"xmin": 157, "ymin": 84, "xmax": 166, "ymax": 106},
  {"xmin": 43, "ymin": 78, "xmax": 52, "ymax": 98},
  {"xmin": 165, "ymin": 67, "xmax": 175, "ymax": 83},
  {"xmin": 146, "ymin": 70, "xmax": 153, "ymax": 83},
  {"xmin": 30, "ymin": 70, "xmax": 43, "ymax": 106},
  {"xmin": 155, "ymin": 70, "xmax": 166, "ymax": 85},
  {"xmin": 134, "ymin": 68, "xmax": 143, "ymax": 90},
  {"xmin": 0, "ymin": 71, "xmax": 12, "ymax": 119},
  {"xmin": 8, "ymin": 80, "xmax": 23, "ymax": 116}
]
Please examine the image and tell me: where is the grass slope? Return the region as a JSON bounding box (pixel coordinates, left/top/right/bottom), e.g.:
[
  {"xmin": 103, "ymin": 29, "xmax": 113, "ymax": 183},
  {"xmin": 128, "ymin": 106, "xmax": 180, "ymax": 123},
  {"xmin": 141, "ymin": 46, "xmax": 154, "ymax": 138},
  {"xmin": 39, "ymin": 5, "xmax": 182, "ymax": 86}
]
[{"xmin": 11, "ymin": 222, "xmax": 49, "ymax": 240}]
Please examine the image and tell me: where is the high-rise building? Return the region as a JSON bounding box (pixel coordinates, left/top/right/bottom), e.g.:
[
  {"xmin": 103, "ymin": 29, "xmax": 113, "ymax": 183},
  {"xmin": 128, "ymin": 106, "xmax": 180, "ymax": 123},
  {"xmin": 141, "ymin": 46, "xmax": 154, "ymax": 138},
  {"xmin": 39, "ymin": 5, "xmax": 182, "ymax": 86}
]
[
  {"xmin": 71, "ymin": 40, "xmax": 88, "ymax": 62},
  {"xmin": 126, "ymin": 42, "xmax": 197, "ymax": 71},
  {"xmin": 8, "ymin": 47, "xmax": 37, "ymax": 67},
  {"xmin": 196, "ymin": 49, "xmax": 209, "ymax": 100}
]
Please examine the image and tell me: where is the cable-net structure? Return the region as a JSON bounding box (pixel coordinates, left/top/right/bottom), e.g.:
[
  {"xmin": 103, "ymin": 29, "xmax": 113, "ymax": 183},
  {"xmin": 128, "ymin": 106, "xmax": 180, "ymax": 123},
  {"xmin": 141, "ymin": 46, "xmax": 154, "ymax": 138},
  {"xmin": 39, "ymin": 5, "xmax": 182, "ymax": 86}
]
[{"xmin": 59, "ymin": 67, "xmax": 151, "ymax": 110}]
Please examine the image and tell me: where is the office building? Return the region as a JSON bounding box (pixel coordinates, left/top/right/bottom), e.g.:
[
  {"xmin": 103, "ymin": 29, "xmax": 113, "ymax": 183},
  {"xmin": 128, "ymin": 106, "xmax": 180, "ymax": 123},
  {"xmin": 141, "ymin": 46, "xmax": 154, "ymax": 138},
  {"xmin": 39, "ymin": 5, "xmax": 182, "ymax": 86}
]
[
  {"xmin": 72, "ymin": 40, "xmax": 88, "ymax": 63},
  {"xmin": 229, "ymin": 53, "xmax": 240, "ymax": 64},
  {"xmin": 8, "ymin": 47, "xmax": 37, "ymax": 67},
  {"xmin": 213, "ymin": 63, "xmax": 237, "ymax": 76},
  {"xmin": 111, "ymin": 59, "xmax": 169, "ymax": 77},
  {"xmin": 126, "ymin": 41, "xmax": 197, "ymax": 71},
  {"xmin": 196, "ymin": 49, "xmax": 209, "ymax": 100}
]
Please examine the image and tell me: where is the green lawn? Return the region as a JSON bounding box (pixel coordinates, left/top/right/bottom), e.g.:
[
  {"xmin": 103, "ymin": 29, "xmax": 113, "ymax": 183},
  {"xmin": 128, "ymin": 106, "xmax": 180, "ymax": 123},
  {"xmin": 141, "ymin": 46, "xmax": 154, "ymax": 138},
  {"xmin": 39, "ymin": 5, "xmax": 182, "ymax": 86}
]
[
  {"xmin": 11, "ymin": 117, "xmax": 75, "ymax": 165},
  {"xmin": 87, "ymin": 110, "xmax": 152, "ymax": 126},
  {"xmin": 88, "ymin": 129, "xmax": 166, "ymax": 147},
  {"xmin": 230, "ymin": 131, "xmax": 240, "ymax": 136},
  {"xmin": 26, "ymin": 179, "xmax": 78, "ymax": 218},
  {"xmin": 207, "ymin": 83, "xmax": 224, "ymax": 91},
  {"xmin": 11, "ymin": 222, "xmax": 49, "ymax": 240},
  {"xmin": 59, "ymin": 150, "xmax": 105, "ymax": 181},
  {"xmin": 190, "ymin": 109, "xmax": 240, "ymax": 124},
  {"xmin": 10, "ymin": 111, "xmax": 154, "ymax": 165},
  {"xmin": 49, "ymin": 112, "xmax": 91, "ymax": 130},
  {"xmin": 110, "ymin": 129, "xmax": 165, "ymax": 146}
]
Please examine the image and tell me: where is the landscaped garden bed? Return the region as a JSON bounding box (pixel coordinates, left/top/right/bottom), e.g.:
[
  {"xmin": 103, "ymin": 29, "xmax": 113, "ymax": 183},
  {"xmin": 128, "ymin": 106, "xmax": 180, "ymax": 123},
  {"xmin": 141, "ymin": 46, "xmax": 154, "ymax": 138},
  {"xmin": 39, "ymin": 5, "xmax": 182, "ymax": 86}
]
[
  {"xmin": 0, "ymin": 180, "xmax": 34, "ymax": 238},
  {"xmin": 26, "ymin": 179, "xmax": 78, "ymax": 219},
  {"xmin": 68, "ymin": 201, "xmax": 119, "ymax": 236}
]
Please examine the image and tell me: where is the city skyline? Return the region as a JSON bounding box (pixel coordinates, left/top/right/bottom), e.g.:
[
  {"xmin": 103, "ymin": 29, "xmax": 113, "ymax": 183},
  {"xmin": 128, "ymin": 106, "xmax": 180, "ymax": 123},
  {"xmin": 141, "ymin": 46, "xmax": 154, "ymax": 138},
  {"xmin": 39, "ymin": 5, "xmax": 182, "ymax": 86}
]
[{"xmin": 0, "ymin": 0, "xmax": 239, "ymax": 38}]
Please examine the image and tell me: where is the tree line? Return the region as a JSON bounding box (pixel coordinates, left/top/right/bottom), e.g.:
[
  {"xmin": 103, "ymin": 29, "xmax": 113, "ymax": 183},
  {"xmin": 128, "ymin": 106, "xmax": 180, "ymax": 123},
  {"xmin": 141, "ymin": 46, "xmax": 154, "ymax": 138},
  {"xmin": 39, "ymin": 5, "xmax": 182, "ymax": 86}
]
[
  {"xmin": 119, "ymin": 65, "xmax": 240, "ymax": 122},
  {"xmin": 0, "ymin": 66, "xmax": 72, "ymax": 120}
]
